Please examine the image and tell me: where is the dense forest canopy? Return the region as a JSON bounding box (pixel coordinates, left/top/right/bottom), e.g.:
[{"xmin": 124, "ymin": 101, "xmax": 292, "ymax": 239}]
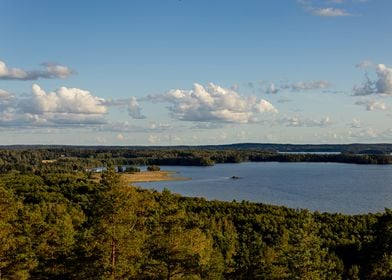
[{"xmin": 0, "ymin": 146, "xmax": 391, "ymax": 279}]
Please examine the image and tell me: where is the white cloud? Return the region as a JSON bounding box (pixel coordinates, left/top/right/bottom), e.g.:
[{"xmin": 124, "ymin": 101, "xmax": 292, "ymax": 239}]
[
  {"xmin": 95, "ymin": 136, "xmax": 107, "ymax": 144},
  {"xmin": 43, "ymin": 62, "xmax": 73, "ymax": 78},
  {"xmin": 348, "ymin": 127, "xmax": 380, "ymax": 139},
  {"xmin": 94, "ymin": 121, "xmax": 173, "ymax": 134},
  {"xmin": 0, "ymin": 84, "xmax": 108, "ymax": 127},
  {"xmin": 128, "ymin": 97, "xmax": 146, "ymax": 119},
  {"xmin": 375, "ymin": 64, "xmax": 392, "ymax": 95},
  {"xmin": 149, "ymin": 83, "xmax": 277, "ymax": 124},
  {"xmin": 149, "ymin": 121, "xmax": 171, "ymax": 131},
  {"xmin": 290, "ymin": 80, "xmax": 332, "ymax": 91},
  {"xmin": 299, "ymin": 0, "xmax": 362, "ymax": 17},
  {"xmin": 327, "ymin": 0, "xmax": 344, "ymax": 3},
  {"xmin": 116, "ymin": 133, "xmax": 125, "ymax": 141},
  {"xmin": 148, "ymin": 135, "xmax": 159, "ymax": 144},
  {"xmin": 192, "ymin": 122, "xmax": 225, "ymax": 129},
  {"xmin": 0, "ymin": 61, "xmax": 27, "ymax": 79},
  {"xmin": 279, "ymin": 115, "xmax": 333, "ymax": 127},
  {"xmin": 0, "ymin": 60, "xmax": 73, "ymax": 80},
  {"xmin": 0, "ymin": 89, "xmax": 14, "ymax": 109},
  {"xmin": 349, "ymin": 118, "xmax": 362, "ymax": 128},
  {"xmin": 355, "ymin": 99, "xmax": 388, "ymax": 111},
  {"xmin": 264, "ymin": 80, "xmax": 332, "ymax": 93},
  {"xmin": 354, "ymin": 63, "xmax": 392, "ymax": 95},
  {"xmin": 309, "ymin": 7, "xmax": 351, "ymax": 16},
  {"xmin": 0, "ymin": 89, "xmax": 13, "ymax": 99},
  {"xmin": 25, "ymin": 84, "xmax": 107, "ymax": 114},
  {"xmin": 356, "ymin": 60, "xmax": 374, "ymax": 69},
  {"xmin": 165, "ymin": 134, "xmax": 182, "ymax": 144}
]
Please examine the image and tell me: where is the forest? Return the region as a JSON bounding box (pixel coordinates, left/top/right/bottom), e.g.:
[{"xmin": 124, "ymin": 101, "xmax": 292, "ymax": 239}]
[
  {"xmin": 0, "ymin": 146, "xmax": 391, "ymax": 176},
  {"xmin": 0, "ymin": 147, "xmax": 391, "ymax": 279}
]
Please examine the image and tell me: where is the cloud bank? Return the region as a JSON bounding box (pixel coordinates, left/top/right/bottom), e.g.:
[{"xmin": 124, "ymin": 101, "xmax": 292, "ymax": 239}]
[
  {"xmin": 265, "ymin": 80, "xmax": 332, "ymax": 94},
  {"xmin": 279, "ymin": 115, "xmax": 333, "ymax": 127},
  {"xmin": 149, "ymin": 83, "xmax": 277, "ymax": 124}
]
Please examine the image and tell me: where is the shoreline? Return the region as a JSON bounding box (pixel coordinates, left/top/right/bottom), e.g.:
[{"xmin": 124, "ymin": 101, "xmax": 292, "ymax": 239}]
[{"xmin": 121, "ymin": 170, "xmax": 189, "ymax": 183}]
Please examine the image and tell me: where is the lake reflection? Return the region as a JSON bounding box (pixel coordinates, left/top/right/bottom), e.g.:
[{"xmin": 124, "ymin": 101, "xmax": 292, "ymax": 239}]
[{"xmin": 137, "ymin": 162, "xmax": 392, "ymax": 214}]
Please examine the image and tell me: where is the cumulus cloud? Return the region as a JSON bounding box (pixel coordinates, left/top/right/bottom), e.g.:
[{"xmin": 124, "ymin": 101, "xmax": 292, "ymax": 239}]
[
  {"xmin": 128, "ymin": 97, "xmax": 146, "ymax": 119},
  {"xmin": 148, "ymin": 83, "xmax": 277, "ymax": 124},
  {"xmin": 354, "ymin": 63, "xmax": 392, "ymax": 95},
  {"xmin": 0, "ymin": 60, "xmax": 74, "ymax": 80},
  {"xmin": 308, "ymin": 7, "xmax": 351, "ymax": 16},
  {"xmin": 355, "ymin": 99, "xmax": 388, "ymax": 111},
  {"xmin": 279, "ymin": 115, "xmax": 333, "ymax": 127},
  {"xmin": 0, "ymin": 84, "xmax": 108, "ymax": 127},
  {"xmin": 22, "ymin": 84, "xmax": 107, "ymax": 114}
]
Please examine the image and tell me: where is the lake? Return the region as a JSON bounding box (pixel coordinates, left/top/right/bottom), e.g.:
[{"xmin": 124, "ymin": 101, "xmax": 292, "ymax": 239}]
[{"xmin": 137, "ymin": 162, "xmax": 392, "ymax": 214}]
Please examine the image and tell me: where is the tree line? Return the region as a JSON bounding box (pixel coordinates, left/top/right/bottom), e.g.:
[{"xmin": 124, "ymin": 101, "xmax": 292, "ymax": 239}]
[{"xmin": 0, "ymin": 148, "xmax": 391, "ymax": 175}]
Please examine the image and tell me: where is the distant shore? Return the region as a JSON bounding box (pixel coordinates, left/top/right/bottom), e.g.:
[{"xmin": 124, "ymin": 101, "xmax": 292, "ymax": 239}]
[{"xmin": 121, "ymin": 171, "xmax": 188, "ymax": 183}]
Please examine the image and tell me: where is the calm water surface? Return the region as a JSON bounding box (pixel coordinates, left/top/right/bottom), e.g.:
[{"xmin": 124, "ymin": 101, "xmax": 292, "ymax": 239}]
[{"xmin": 138, "ymin": 162, "xmax": 392, "ymax": 214}]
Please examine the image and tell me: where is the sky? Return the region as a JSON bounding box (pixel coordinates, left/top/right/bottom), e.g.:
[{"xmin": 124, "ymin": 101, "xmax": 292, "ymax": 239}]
[{"xmin": 0, "ymin": 0, "xmax": 391, "ymax": 145}]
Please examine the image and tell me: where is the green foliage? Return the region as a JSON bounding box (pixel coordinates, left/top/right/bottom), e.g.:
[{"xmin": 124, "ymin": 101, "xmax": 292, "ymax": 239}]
[
  {"xmin": 147, "ymin": 165, "xmax": 161, "ymax": 172},
  {"xmin": 0, "ymin": 162, "xmax": 390, "ymax": 279},
  {"xmin": 364, "ymin": 209, "xmax": 392, "ymax": 279},
  {"xmin": 125, "ymin": 166, "xmax": 140, "ymax": 172}
]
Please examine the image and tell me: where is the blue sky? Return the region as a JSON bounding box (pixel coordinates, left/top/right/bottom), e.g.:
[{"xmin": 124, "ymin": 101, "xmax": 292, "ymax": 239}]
[{"xmin": 0, "ymin": 0, "xmax": 391, "ymax": 145}]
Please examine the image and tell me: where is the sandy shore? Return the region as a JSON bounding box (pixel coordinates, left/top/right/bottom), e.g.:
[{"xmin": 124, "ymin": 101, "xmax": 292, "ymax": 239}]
[{"xmin": 120, "ymin": 171, "xmax": 188, "ymax": 183}]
